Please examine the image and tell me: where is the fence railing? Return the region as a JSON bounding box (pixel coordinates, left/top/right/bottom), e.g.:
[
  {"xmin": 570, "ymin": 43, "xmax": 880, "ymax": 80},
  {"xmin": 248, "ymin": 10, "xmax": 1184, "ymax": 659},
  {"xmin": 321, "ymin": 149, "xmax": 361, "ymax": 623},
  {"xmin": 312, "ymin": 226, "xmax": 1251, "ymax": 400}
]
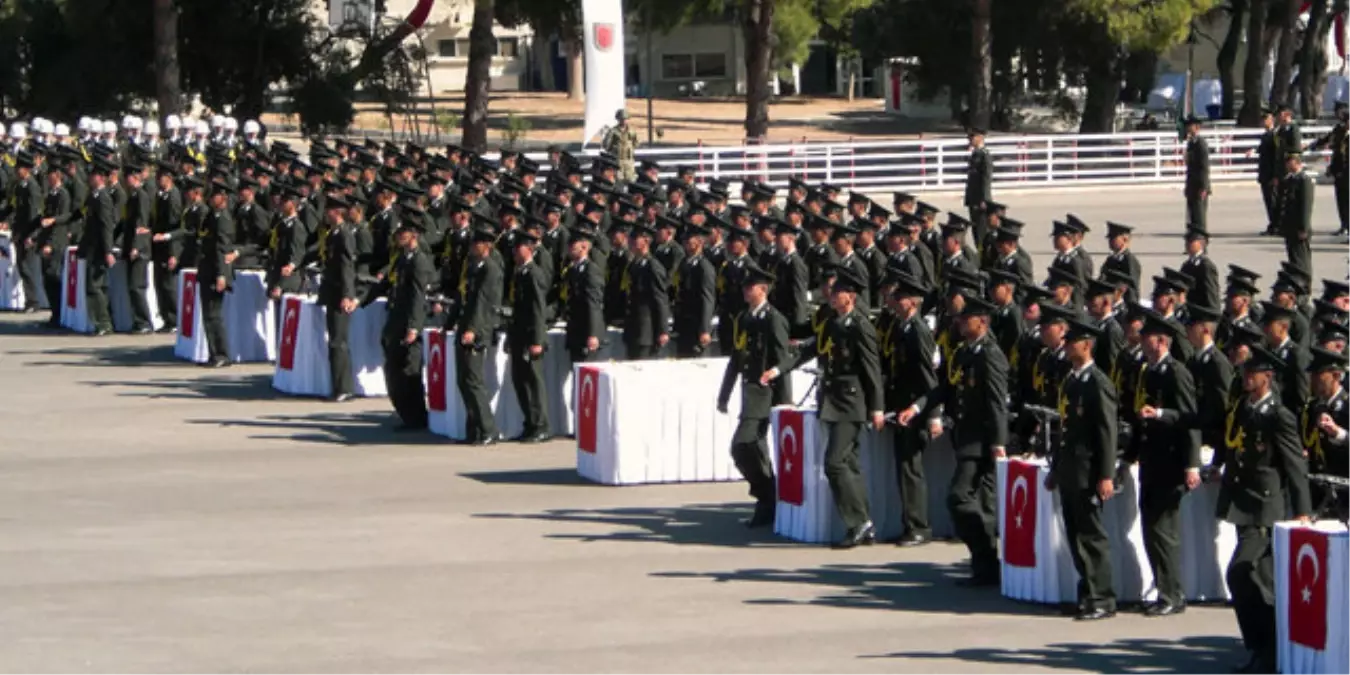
[{"xmin": 503, "ymin": 125, "xmax": 1337, "ymax": 193}]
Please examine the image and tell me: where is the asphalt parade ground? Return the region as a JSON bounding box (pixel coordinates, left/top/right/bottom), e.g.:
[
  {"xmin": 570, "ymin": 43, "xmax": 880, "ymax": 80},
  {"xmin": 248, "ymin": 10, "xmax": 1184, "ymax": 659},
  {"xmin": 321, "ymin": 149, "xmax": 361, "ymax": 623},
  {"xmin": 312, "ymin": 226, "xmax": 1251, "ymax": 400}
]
[{"xmin": 0, "ymin": 184, "xmax": 1345, "ymax": 672}]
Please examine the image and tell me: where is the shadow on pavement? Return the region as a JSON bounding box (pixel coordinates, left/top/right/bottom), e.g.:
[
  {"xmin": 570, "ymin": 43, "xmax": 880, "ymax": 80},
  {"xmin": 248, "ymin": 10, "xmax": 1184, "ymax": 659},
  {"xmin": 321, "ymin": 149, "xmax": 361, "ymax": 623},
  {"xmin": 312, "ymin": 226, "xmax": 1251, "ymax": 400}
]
[
  {"xmin": 654, "ymin": 557, "xmax": 1050, "ymax": 618},
  {"xmin": 475, "ymin": 501, "xmax": 802, "ymax": 549},
  {"xmin": 461, "ymin": 467, "xmax": 589, "ymax": 486},
  {"xmin": 188, "ymin": 411, "xmax": 453, "ymax": 446},
  {"xmin": 865, "ymin": 633, "xmax": 1244, "ymax": 673},
  {"xmin": 14, "ymin": 342, "xmax": 178, "ymax": 367},
  {"xmin": 91, "ymin": 372, "xmax": 278, "ymax": 401}
]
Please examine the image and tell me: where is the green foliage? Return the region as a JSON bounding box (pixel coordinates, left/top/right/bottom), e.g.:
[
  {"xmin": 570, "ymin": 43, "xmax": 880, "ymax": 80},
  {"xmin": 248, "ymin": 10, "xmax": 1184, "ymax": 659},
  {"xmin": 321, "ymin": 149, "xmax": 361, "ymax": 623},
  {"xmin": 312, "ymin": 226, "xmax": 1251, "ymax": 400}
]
[
  {"xmin": 503, "ymin": 112, "xmax": 532, "ymax": 148},
  {"xmin": 1066, "ymin": 0, "xmax": 1218, "ymax": 51},
  {"xmin": 434, "ymin": 109, "xmax": 462, "ymax": 134},
  {"xmin": 772, "ymin": 0, "xmax": 817, "ymax": 71},
  {"xmin": 287, "ymin": 47, "xmax": 356, "ymax": 136}
]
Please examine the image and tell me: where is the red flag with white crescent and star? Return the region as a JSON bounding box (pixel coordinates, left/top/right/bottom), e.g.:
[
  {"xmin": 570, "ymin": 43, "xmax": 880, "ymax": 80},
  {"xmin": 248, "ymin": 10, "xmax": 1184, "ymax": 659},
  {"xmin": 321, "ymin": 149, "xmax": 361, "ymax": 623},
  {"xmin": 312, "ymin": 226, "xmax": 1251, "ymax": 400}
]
[
  {"xmin": 65, "ymin": 248, "xmax": 79, "ymax": 309},
  {"xmin": 577, "ymin": 366, "xmax": 601, "ymax": 453},
  {"xmin": 1288, "ymin": 527, "xmax": 1329, "ymax": 650},
  {"xmin": 427, "ymin": 330, "xmax": 447, "ymax": 412},
  {"xmin": 180, "ymin": 271, "xmax": 197, "ymax": 338},
  {"xmin": 278, "ymin": 296, "xmax": 302, "ymax": 371},
  {"xmin": 1003, "ymin": 459, "xmax": 1039, "ymax": 568},
  {"xmin": 776, "ymin": 409, "xmax": 805, "ymax": 505}
]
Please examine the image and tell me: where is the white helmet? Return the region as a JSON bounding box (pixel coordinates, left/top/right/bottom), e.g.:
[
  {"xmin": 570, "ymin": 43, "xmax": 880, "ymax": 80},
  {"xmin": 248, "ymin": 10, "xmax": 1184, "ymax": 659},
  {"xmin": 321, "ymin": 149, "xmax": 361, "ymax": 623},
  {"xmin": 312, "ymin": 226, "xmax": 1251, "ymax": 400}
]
[
  {"xmin": 32, "ymin": 118, "xmax": 53, "ymax": 134},
  {"xmin": 9, "ymin": 122, "xmax": 26, "ymax": 139},
  {"xmin": 243, "ymin": 119, "xmax": 261, "ymax": 135},
  {"xmin": 54, "ymin": 123, "xmax": 70, "ymax": 137},
  {"xmin": 102, "ymin": 120, "xmax": 117, "ymax": 134},
  {"xmin": 164, "ymin": 114, "xmax": 181, "ymax": 130},
  {"xmin": 209, "ymin": 115, "xmax": 224, "ymax": 129},
  {"xmin": 124, "ymin": 115, "xmax": 143, "ymax": 131},
  {"xmin": 144, "ymin": 120, "xmax": 160, "ymax": 136},
  {"xmin": 223, "ymin": 117, "xmax": 238, "ymax": 132},
  {"xmin": 77, "ymin": 116, "xmax": 92, "ymax": 132},
  {"xmin": 31, "ymin": 116, "xmax": 47, "ymax": 130},
  {"xmin": 195, "ymin": 120, "xmax": 210, "ymax": 135}
]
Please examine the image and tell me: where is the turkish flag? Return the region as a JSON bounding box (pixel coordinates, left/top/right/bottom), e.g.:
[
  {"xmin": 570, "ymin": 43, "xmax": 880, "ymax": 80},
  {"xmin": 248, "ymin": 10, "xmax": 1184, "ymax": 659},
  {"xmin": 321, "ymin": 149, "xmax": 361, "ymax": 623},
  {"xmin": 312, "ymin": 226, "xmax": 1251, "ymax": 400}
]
[
  {"xmin": 427, "ymin": 330, "xmax": 447, "ymax": 412},
  {"xmin": 180, "ymin": 271, "xmax": 197, "ymax": 338},
  {"xmin": 65, "ymin": 248, "xmax": 79, "ymax": 309},
  {"xmin": 577, "ymin": 366, "xmax": 601, "ymax": 453},
  {"xmin": 593, "ymin": 23, "xmax": 614, "ymax": 52},
  {"xmin": 278, "ymin": 296, "xmax": 302, "ymax": 371},
  {"xmin": 1288, "ymin": 527, "xmax": 1329, "ymax": 650},
  {"xmin": 1002, "ymin": 459, "xmax": 1039, "ymax": 568},
  {"xmin": 776, "ymin": 409, "xmax": 805, "ymax": 505}
]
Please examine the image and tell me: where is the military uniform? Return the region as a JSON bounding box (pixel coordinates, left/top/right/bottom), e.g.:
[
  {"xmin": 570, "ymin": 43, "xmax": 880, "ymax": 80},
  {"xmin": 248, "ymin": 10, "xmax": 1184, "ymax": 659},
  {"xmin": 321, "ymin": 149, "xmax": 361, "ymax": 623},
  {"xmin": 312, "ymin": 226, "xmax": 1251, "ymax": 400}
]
[
  {"xmin": 771, "ymin": 247, "xmax": 811, "ymax": 339},
  {"xmin": 887, "ymin": 292, "xmax": 940, "ymax": 541},
  {"xmin": 672, "ymin": 247, "xmax": 715, "ymax": 358},
  {"xmin": 1255, "ymin": 124, "xmax": 1280, "ymax": 231},
  {"xmin": 1302, "ymin": 352, "xmax": 1349, "ymax": 519},
  {"xmin": 455, "ymin": 240, "xmax": 504, "ymax": 443},
  {"xmin": 1, "ymin": 161, "xmax": 42, "ymax": 311},
  {"xmin": 561, "ymin": 250, "xmax": 607, "ymax": 364},
  {"xmin": 1276, "ymin": 162, "xmax": 1315, "ymax": 277},
  {"xmin": 964, "ymin": 143, "xmax": 993, "ymax": 244},
  {"xmin": 81, "ymin": 177, "xmax": 118, "ymax": 334},
  {"xmin": 196, "ymin": 198, "xmax": 236, "ymax": 363},
  {"xmin": 1178, "ymin": 249, "xmax": 1220, "ymax": 312},
  {"xmin": 376, "ymin": 245, "xmax": 434, "ymax": 429},
  {"xmin": 1100, "ymin": 248, "xmax": 1141, "ymax": 305},
  {"xmin": 508, "ymin": 249, "xmax": 551, "ymax": 440},
  {"xmin": 1184, "ymin": 132, "xmax": 1210, "ymax": 232},
  {"xmin": 1308, "ymin": 113, "xmax": 1347, "ymax": 232},
  {"xmin": 151, "ymin": 183, "xmax": 184, "ymax": 329},
  {"xmin": 715, "ymin": 251, "xmax": 751, "ymax": 357},
  {"xmin": 622, "ymin": 249, "xmax": 672, "ymax": 360},
  {"xmin": 318, "ymin": 213, "xmax": 359, "ymax": 399},
  {"xmin": 36, "ymin": 181, "xmax": 73, "ymax": 326},
  {"xmin": 264, "ymin": 213, "xmax": 307, "ymax": 299}
]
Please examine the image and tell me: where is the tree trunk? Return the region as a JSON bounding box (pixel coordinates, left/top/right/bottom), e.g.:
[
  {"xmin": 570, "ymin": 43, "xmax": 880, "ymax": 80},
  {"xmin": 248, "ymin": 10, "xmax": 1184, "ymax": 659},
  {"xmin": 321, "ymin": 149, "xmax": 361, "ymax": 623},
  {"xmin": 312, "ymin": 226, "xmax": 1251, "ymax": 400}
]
[
  {"xmin": 741, "ymin": 0, "xmax": 775, "ymax": 141},
  {"xmin": 566, "ymin": 35, "xmax": 584, "ymax": 100},
  {"xmin": 152, "ymin": 0, "xmax": 181, "ymax": 116},
  {"xmin": 1218, "ymin": 0, "xmax": 1247, "ymax": 119},
  {"xmin": 461, "ymin": 0, "xmax": 495, "ymax": 153},
  {"xmin": 847, "ymin": 64, "xmax": 856, "ymax": 101},
  {"xmin": 1298, "ymin": 0, "xmax": 1330, "ymax": 117},
  {"xmin": 1239, "ymin": 0, "xmax": 1269, "ymax": 125},
  {"xmin": 1079, "ymin": 50, "xmax": 1120, "ymax": 133},
  {"xmin": 968, "ymin": 0, "xmax": 992, "ymax": 130},
  {"xmin": 1270, "ymin": 0, "xmax": 1301, "ymax": 105}
]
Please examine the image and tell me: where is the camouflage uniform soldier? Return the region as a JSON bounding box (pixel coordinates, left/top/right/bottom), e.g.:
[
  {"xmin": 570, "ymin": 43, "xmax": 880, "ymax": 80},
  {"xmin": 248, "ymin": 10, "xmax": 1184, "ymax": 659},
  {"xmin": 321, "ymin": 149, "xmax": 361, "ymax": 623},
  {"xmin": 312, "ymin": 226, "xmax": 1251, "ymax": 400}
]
[{"xmin": 603, "ymin": 110, "xmax": 638, "ymax": 183}]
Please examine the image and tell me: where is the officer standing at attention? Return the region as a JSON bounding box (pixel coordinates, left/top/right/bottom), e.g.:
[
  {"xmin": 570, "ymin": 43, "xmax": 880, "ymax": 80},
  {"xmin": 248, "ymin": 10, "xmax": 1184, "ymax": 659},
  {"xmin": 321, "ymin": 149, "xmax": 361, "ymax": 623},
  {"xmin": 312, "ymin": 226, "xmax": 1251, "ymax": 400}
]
[
  {"xmin": 622, "ymin": 221, "xmax": 672, "ymax": 360},
  {"xmin": 318, "ymin": 196, "xmax": 359, "ymax": 403},
  {"xmin": 264, "ymin": 186, "xmax": 307, "ymax": 302},
  {"xmin": 1303, "ymin": 347, "xmax": 1348, "ymax": 519},
  {"xmin": 198, "ymin": 179, "xmax": 237, "ymax": 367},
  {"xmin": 149, "ymin": 165, "xmax": 183, "ymax": 332},
  {"xmin": 673, "ymin": 221, "xmax": 716, "ymax": 358},
  {"xmin": 1099, "ymin": 222, "xmax": 1141, "ymax": 304},
  {"xmin": 1308, "ymin": 102, "xmax": 1347, "ymax": 236},
  {"xmin": 561, "ymin": 229, "xmax": 607, "ymax": 365},
  {"xmin": 899, "ymin": 294, "xmax": 1010, "ymax": 585},
  {"xmin": 455, "ymin": 218, "xmax": 505, "ymax": 445},
  {"xmin": 507, "ymin": 229, "xmax": 551, "ymax": 443},
  {"xmin": 1047, "ymin": 318, "xmax": 1119, "ymax": 621},
  {"xmin": 367, "ymin": 220, "xmax": 434, "ymax": 431},
  {"xmin": 887, "ymin": 273, "xmax": 940, "ymax": 547},
  {"xmin": 1183, "ymin": 116, "xmax": 1210, "ymax": 233},
  {"xmin": 1251, "ymin": 107, "xmax": 1281, "ymax": 235},
  {"xmin": 964, "ymin": 128, "xmax": 994, "ymax": 245},
  {"xmin": 35, "ymin": 165, "xmax": 73, "ymax": 329},
  {"xmin": 1276, "ymin": 150, "xmax": 1315, "ymax": 277},
  {"xmin": 784, "ymin": 265, "xmax": 885, "ymax": 548},
  {"xmin": 80, "ymin": 160, "xmax": 117, "ymax": 337},
  {"xmin": 0, "ymin": 151, "xmax": 42, "ymax": 313},
  {"xmin": 1129, "ymin": 311, "xmax": 1200, "ymax": 616},
  {"xmin": 1211, "ymin": 346, "xmax": 1310, "ymax": 674},
  {"xmin": 717, "ymin": 261, "xmax": 795, "ymax": 528}
]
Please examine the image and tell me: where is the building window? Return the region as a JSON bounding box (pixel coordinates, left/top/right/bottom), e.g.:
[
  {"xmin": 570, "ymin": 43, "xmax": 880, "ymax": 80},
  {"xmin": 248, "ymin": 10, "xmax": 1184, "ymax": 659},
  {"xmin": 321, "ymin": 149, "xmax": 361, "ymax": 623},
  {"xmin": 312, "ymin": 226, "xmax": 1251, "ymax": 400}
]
[
  {"xmin": 662, "ymin": 53, "xmax": 727, "ymax": 80},
  {"xmin": 437, "ymin": 39, "xmax": 458, "ymax": 58},
  {"xmin": 497, "ymin": 37, "xmax": 519, "ymax": 58},
  {"xmin": 436, "ymin": 36, "xmax": 521, "ymax": 59}
]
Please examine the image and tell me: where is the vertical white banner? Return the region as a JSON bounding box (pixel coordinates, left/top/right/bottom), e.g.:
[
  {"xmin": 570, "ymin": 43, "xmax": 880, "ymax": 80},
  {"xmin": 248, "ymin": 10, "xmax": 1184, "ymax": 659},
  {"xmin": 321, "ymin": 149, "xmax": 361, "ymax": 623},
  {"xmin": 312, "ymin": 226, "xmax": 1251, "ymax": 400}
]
[{"xmin": 581, "ymin": 0, "xmax": 627, "ymax": 146}]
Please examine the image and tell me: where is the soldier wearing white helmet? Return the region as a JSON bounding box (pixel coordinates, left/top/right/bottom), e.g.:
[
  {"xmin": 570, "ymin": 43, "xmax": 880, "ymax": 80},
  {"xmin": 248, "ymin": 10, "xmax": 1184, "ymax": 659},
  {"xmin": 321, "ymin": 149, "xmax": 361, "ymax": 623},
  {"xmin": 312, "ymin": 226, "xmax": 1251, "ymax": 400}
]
[
  {"xmin": 209, "ymin": 115, "xmax": 225, "ymax": 144},
  {"xmin": 221, "ymin": 117, "xmax": 239, "ymax": 148},
  {"xmin": 242, "ymin": 119, "xmax": 263, "ymax": 148},
  {"xmin": 8, "ymin": 122, "xmax": 27, "ymax": 154},
  {"xmin": 120, "ymin": 116, "xmax": 144, "ymax": 165},
  {"xmin": 54, "ymin": 123, "xmax": 71, "ymax": 147},
  {"xmin": 99, "ymin": 120, "xmax": 118, "ymax": 149},
  {"xmin": 142, "ymin": 120, "xmax": 162, "ymax": 158}
]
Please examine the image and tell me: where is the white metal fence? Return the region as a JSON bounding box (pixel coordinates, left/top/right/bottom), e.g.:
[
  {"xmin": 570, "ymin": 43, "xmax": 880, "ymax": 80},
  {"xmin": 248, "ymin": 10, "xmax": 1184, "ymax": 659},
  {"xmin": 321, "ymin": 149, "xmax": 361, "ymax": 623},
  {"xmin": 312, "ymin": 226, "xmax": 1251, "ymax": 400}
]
[{"xmin": 512, "ymin": 125, "xmax": 1337, "ymax": 193}]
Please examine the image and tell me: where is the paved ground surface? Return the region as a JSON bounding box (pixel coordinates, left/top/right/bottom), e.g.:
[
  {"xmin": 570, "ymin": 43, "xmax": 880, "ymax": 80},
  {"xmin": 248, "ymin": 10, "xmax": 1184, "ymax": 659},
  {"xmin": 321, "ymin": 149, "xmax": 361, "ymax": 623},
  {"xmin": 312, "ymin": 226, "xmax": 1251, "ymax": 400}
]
[{"xmin": 0, "ymin": 185, "xmax": 1345, "ymax": 673}]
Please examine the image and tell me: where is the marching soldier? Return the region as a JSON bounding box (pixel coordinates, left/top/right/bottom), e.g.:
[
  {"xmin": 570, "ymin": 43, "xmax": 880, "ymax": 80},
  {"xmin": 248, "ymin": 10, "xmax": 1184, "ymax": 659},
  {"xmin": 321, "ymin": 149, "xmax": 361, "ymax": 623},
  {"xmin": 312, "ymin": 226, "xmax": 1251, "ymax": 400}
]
[
  {"xmin": 715, "ymin": 228, "xmax": 753, "ymax": 356},
  {"xmin": 149, "ymin": 165, "xmax": 184, "ymax": 332},
  {"xmin": 622, "ymin": 222, "xmax": 672, "ymax": 360},
  {"xmin": 988, "ymin": 269, "xmax": 1025, "ymax": 357},
  {"xmin": 832, "ymin": 222, "xmax": 871, "ymax": 315},
  {"xmin": 1047, "ymin": 318, "xmax": 1119, "ymax": 621},
  {"xmin": 1276, "ymin": 150, "xmax": 1315, "ymax": 277},
  {"xmin": 1178, "ymin": 227, "xmax": 1220, "ymax": 312},
  {"xmin": 1211, "ymin": 345, "xmax": 1310, "ymax": 675},
  {"xmin": 198, "ymin": 179, "xmax": 237, "ymax": 367},
  {"xmin": 455, "ymin": 219, "xmax": 505, "ymax": 445},
  {"xmin": 1252, "ymin": 108, "xmax": 1281, "ymax": 235},
  {"xmin": 264, "ymin": 186, "xmax": 307, "ymax": 302},
  {"xmin": 318, "ymin": 196, "xmax": 360, "ymax": 402},
  {"xmin": 717, "ymin": 261, "xmax": 795, "ymax": 528},
  {"xmin": 1099, "ymin": 222, "xmax": 1141, "ymax": 305},
  {"xmin": 1183, "ymin": 116, "xmax": 1210, "ymax": 233},
  {"xmin": 367, "ymin": 220, "xmax": 434, "ymax": 431},
  {"xmin": 771, "ymin": 220, "xmax": 811, "ymax": 339},
  {"xmin": 1183, "ymin": 304, "xmax": 1235, "ymax": 460},
  {"xmin": 1128, "ymin": 311, "xmax": 1200, "ymax": 617},
  {"xmin": 1049, "ymin": 219, "xmax": 1091, "ymax": 306},
  {"xmin": 672, "ymin": 222, "xmax": 716, "ymax": 358},
  {"xmin": 34, "ymin": 164, "xmax": 73, "ymax": 328},
  {"xmin": 603, "ymin": 220, "xmax": 631, "ymax": 327},
  {"xmin": 0, "ymin": 152, "xmax": 42, "ymax": 313},
  {"xmin": 989, "ymin": 218, "xmax": 1033, "ymax": 291},
  {"xmin": 786, "ymin": 265, "xmax": 885, "ymax": 549},
  {"xmin": 1028, "ymin": 303, "xmax": 1074, "ymax": 455},
  {"xmin": 802, "ymin": 214, "xmax": 838, "ymax": 294},
  {"xmin": 1261, "ymin": 301, "xmax": 1311, "ymax": 416},
  {"xmin": 1085, "ymin": 279, "xmax": 1126, "ymax": 378},
  {"xmin": 507, "ymin": 229, "xmax": 551, "ymax": 443},
  {"xmin": 81, "ymin": 159, "xmax": 118, "ymax": 337},
  {"xmin": 899, "ymin": 294, "xmax": 1010, "ymax": 585},
  {"xmin": 1303, "ymin": 346, "xmax": 1348, "ymax": 519},
  {"xmin": 964, "ymin": 128, "xmax": 994, "ymax": 245},
  {"xmin": 887, "ymin": 273, "xmax": 940, "ymax": 546},
  {"xmin": 561, "ymin": 229, "xmax": 606, "ymax": 364}
]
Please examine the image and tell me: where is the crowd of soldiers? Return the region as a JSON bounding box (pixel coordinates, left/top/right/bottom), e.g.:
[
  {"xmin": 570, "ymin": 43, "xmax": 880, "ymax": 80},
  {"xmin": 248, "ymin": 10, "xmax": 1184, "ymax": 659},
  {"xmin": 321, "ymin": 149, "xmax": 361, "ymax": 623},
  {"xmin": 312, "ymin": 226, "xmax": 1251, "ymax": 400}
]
[{"xmin": 1, "ymin": 104, "xmax": 1347, "ymax": 673}]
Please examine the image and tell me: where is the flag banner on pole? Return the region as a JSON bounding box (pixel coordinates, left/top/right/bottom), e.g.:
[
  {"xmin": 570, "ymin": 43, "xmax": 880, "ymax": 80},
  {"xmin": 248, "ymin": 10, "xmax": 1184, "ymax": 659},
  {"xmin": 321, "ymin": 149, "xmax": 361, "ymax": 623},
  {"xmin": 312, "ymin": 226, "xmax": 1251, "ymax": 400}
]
[{"xmin": 581, "ymin": 0, "xmax": 626, "ymax": 146}]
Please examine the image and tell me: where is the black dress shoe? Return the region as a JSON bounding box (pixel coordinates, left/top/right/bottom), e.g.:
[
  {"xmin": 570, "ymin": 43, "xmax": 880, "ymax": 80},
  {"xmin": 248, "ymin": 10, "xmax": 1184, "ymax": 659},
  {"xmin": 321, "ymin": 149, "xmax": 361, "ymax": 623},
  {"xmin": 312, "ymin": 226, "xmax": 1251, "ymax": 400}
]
[
  {"xmin": 743, "ymin": 504, "xmax": 775, "ymax": 528},
  {"xmin": 832, "ymin": 521, "xmax": 876, "ymax": 549},
  {"xmin": 1144, "ymin": 601, "xmax": 1185, "ymax": 617},
  {"xmin": 470, "ymin": 434, "xmax": 499, "ymax": 446},
  {"xmin": 896, "ymin": 532, "xmax": 930, "ymax": 548},
  {"xmin": 1074, "ymin": 607, "xmax": 1116, "ymax": 621},
  {"xmin": 524, "ymin": 432, "xmax": 552, "ymax": 444},
  {"xmin": 331, "ymin": 393, "xmax": 354, "ymax": 403}
]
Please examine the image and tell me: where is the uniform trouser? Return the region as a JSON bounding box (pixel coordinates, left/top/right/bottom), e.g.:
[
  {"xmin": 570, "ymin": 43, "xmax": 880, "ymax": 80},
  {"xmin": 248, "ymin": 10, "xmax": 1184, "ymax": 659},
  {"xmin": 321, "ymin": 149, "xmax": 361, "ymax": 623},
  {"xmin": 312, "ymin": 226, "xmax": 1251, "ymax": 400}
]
[
  {"xmin": 40, "ymin": 247, "xmax": 65, "ymax": 324},
  {"xmin": 968, "ymin": 206, "xmax": 989, "ymax": 247},
  {"xmin": 949, "ymin": 452, "xmax": 999, "ymax": 576},
  {"xmin": 823, "ymin": 421, "xmax": 871, "ymax": 531},
  {"xmin": 1186, "ymin": 194, "xmax": 1208, "ymax": 232},
  {"xmin": 86, "ymin": 260, "xmax": 113, "ymax": 331},
  {"xmin": 509, "ymin": 347, "xmax": 549, "ymax": 435},
  {"xmin": 384, "ymin": 333, "xmax": 427, "ymax": 426},
  {"xmin": 730, "ymin": 417, "xmax": 775, "ymax": 506},
  {"xmin": 326, "ymin": 307, "xmax": 354, "ymax": 397},
  {"xmin": 1140, "ymin": 484, "xmax": 1185, "ymax": 606},
  {"xmin": 892, "ymin": 422, "xmax": 930, "ymax": 537},
  {"xmin": 125, "ymin": 256, "xmax": 152, "ymax": 330},
  {"xmin": 1260, "ymin": 181, "xmax": 1278, "ymax": 230},
  {"xmin": 1284, "ymin": 234, "xmax": 1313, "ymax": 277},
  {"xmin": 627, "ymin": 342, "xmax": 659, "ymax": 361},
  {"xmin": 716, "ymin": 317, "xmax": 736, "ymax": 357},
  {"xmin": 455, "ymin": 341, "xmax": 496, "ymax": 441},
  {"xmin": 199, "ymin": 285, "xmax": 229, "ymax": 360},
  {"xmin": 675, "ymin": 336, "xmax": 706, "ymax": 359},
  {"xmin": 1227, "ymin": 525, "xmax": 1275, "ymax": 657},
  {"xmin": 1336, "ymin": 174, "xmax": 1349, "ymax": 231},
  {"xmin": 14, "ymin": 236, "xmax": 39, "ymax": 309},
  {"xmin": 1061, "ymin": 484, "xmax": 1116, "ymax": 611},
  {"xmin": 153, "ymin": 258, "xmax": 178, "ymax": 328}
]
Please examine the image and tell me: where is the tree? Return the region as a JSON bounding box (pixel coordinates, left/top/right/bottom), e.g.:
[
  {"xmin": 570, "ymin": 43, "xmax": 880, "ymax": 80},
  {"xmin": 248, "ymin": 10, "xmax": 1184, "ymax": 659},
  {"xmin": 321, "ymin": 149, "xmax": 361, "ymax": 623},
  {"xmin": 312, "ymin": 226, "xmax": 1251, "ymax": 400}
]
[
  {"xmin": 461, "ymin": 0, "xmax": 496, "ymax": 153},
  {"xmin": 153, "ymin": 0, "xmax": 183, "ymax": 116},
  {"xmin": 814, "ymin": 0, "xmax": 878, "ymax": 99},
  {"xmin": 1239, "ymin": 0, "xmax": 1270, "ymax": 124},
  {"xmin": 1296, "ymin": 0, "xmax": 1340, "ymax": 117},
  {"xmin": 495, "ymin": 0, "xmax": 584, "ymax": 98},
  {"xmin": 1214, "ymin": 0, "xmax": 1247, "ymax": 119},
  {"xmin": 969, "ymin": 0, "xmax": 992, "ymax": 130},
  {"xmin": 1269, "ymin": 0, "xmax": 1300, "ymax": 105}
]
